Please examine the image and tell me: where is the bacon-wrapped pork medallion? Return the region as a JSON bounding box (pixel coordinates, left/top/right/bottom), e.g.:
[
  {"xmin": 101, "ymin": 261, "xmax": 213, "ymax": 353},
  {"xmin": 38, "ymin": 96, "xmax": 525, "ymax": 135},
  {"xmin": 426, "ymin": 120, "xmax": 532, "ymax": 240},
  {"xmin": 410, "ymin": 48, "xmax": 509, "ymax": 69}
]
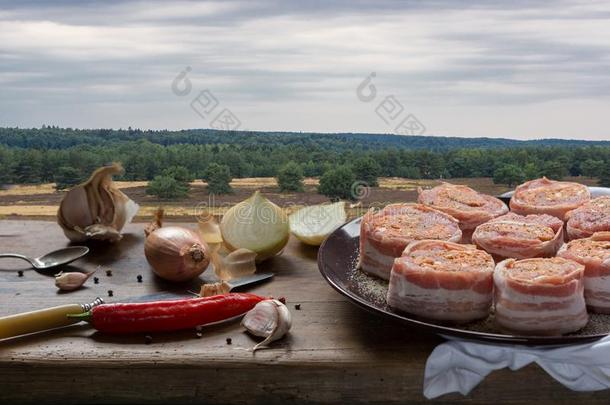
[
  {"xmin": 472, "ymin": 212, "xmax": 564, "ymax": 260},
  {"xmin": 494, "ymin": 257, "xmax": 588, "ymax": 335},
  {"xmin": 418, "ymin": 183, "xmax": 508, "ymax": 241},
  {"xmin": 557, "ymin": 232, "xmax": 610, "ymax": 313},
  {"xmin": 359, "ymin": 204, "xmax": 461, "ymax": 280},
  {"xmin": 565, "ymin": 196, "xmax": 610, "ymax": 240},
  {"xmin": 510, "ymin": 177, "xmax": 590, "ymax": 220},
  {"xmin": 387, "ymin": 240, "xmax": 495, "ymax": 322}
]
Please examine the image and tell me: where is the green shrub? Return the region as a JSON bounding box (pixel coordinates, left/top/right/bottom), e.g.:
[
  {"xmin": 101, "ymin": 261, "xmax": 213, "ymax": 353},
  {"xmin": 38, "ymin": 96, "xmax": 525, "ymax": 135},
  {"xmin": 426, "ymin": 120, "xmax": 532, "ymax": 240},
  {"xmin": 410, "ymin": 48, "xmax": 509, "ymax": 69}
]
[
  {"xmin": 203, "ymin": 163, "xmax": 233, "ymax": 194},
  {"xmin": 493, "ymin": 164, "xmax": 525, "ymax": 187},
  {"xmin": 146, "ymin": 175, "xmax": 189, "ymax": 199},
  {"xmin": 277, "ymin": 162, "xmax": 304, "ymax": 192},
  {"xmin": 318, "ymin": 166, "xmax": 356, "ymax": 200}
]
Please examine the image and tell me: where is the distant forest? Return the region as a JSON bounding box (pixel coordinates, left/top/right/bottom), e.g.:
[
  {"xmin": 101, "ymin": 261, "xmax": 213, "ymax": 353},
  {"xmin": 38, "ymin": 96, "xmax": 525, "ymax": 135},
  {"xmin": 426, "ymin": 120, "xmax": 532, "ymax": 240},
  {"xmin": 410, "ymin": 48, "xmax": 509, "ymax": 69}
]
[{"xmin": 0, "ymin": 126, "xmax": 609, "ymax": 186}]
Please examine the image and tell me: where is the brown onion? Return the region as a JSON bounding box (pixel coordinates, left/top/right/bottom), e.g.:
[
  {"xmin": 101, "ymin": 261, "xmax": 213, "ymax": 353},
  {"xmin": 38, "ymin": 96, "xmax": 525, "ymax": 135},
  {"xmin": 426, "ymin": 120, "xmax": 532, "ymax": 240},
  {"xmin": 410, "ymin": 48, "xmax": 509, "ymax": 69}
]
[{"xmin": 144, "ymin": 209, "xmax": 210, "ymax": 282}]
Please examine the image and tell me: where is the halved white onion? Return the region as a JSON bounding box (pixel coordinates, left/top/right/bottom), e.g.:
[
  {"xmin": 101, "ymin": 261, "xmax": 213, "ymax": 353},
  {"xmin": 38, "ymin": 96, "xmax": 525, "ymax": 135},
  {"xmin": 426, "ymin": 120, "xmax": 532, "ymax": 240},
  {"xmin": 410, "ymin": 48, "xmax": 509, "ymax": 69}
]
[
  {"xmin": 220, "ymin": 191, "xmax": 290, "ymax": 261},
  {"xmin": 289, "ymin": 201, "xmax": 347, "ymax": 246}
]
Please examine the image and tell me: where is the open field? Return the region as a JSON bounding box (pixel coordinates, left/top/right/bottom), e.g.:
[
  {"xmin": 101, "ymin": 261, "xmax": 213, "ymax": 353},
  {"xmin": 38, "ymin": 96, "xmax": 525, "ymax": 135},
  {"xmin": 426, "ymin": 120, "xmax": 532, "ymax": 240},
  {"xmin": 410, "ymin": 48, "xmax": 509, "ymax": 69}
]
[{"xmin": 0, "ymin": 177, "xmax": 600, "ymax": 221}]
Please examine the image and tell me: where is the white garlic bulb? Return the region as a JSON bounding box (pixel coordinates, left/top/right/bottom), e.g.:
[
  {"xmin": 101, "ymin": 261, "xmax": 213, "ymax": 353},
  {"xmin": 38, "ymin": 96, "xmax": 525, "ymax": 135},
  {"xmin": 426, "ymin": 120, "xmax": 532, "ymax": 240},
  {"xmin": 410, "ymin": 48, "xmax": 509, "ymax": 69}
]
[
  {"xmin": 242, "ymin": 299, "xmax": 292, "ymax": 352},
  {"xmin": 57, "ymin": 163, "xmax": 139, "ymax": 242}
]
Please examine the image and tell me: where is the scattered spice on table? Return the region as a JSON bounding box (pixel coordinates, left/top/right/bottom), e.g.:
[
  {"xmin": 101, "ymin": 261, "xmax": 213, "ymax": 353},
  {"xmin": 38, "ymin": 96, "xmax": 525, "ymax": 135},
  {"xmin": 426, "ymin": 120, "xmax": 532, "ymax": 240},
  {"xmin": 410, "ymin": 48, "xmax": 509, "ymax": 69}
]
[
  {"xmin": 144, "ymin": 335, "xmax": 153, "ymax": 344},
  {"xmin": 107, "ymin": 290, "xmax": 113, "ymax": 297},
  {"xmin": 278, "ymin": 296, "xmax": 286, "ymax": 304},
  {"xmin": 106, "ymin": 269, "xmax": 112, "ymax": 277},
  {"xmin": 93, "ymin": 277, "xmax": 99, "ymax": 284},
  {"xmin": 17, "ymin": 270, "xmax": 24, "ymax": 277},
  {"xmin": 294, "ymin": 304, "xmax": 301, "ymax": 310},
  {"xmin": 226, "ymin": 337, "xmax": 232, "ymax": 345},
  {"xmin": 137, "ymin": 275, "xmax": 143, "ymax": 283}
]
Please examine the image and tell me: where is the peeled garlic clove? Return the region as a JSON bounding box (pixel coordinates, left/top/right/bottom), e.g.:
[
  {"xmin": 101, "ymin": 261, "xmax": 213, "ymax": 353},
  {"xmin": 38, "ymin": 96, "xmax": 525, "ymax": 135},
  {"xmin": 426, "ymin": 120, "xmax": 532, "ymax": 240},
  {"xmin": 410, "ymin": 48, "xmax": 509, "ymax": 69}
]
[
  {"xmin": 220, "ymin": 191, "xmax": 290, "ymax": 262},
  {"xmin": 242, "ymin": 299, "xmax": 292, "ymax": 352},
  {"xmin": 215, "ymin": 248, "xmax": 257, "ymax": 281},
  {"xmin": 289, "ymin": 201, "xmax": 347, "ymax": 246},
  {"xmin": 57, "ymin": 163, "xmax": 139, "ymax": 242},
  {"xmin": 55, "ymin": 269, "xmax": 96, "ymax": 291}
]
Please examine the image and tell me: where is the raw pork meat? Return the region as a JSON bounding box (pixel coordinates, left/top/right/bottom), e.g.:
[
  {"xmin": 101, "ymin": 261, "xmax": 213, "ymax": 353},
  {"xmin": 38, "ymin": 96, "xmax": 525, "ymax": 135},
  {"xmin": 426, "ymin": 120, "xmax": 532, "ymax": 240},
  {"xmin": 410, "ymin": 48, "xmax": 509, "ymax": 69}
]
[
  {"xmin": 566, "ymin": 196, "xmax": 610, "ymax": 240},
  {"xmin": 387, "ymin": 240, "xmax": 494, "ymax": 322},
  {"xmin": 494, "ymin": 257, "xmax": 588, "ymax": 335},
  {"xmin": 418, "ymin": 182, "xmax": 508, "ymax": 239},
  {"xmin": 359, "ymin": 204, "xmax": 461, "ymax": 280},
  {"xmin": 510, "ymin": 177, "xmax": 590, "ymax": 220},
  {"xmin": 557, "ymin": 232, "xmax": 610, "ymax": 313},
  {"xmin": 472, "ymin": 212, "xmax": 564, "ymax": 259}
]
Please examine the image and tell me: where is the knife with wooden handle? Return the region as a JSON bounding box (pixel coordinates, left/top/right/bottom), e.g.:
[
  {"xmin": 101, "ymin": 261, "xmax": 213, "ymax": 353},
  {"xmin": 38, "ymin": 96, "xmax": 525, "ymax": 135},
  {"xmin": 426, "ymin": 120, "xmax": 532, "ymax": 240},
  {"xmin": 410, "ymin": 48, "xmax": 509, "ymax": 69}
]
[
  {"xmin": 0, "ymin": 272, "xmax": 274, "ymax": 340},
  {"xmin": 0, "ymin": 298, "xmax": 104, "ymax": 340}
]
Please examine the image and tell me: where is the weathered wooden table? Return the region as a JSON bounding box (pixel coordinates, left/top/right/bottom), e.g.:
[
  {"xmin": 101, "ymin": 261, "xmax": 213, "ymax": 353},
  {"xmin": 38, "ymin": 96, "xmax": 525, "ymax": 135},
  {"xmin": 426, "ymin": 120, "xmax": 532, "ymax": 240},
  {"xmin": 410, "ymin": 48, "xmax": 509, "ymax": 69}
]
[{"xmin": 0, "ymin": 220, "xmax": 608, "ymax": 404}]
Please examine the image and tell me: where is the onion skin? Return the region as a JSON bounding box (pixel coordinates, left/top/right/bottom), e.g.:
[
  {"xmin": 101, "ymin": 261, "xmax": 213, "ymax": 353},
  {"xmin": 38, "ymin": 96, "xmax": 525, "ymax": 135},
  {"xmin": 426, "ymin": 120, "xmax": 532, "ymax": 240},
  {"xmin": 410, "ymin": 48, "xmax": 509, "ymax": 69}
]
[{"xmin": 144, "ymin": 226, "xmax": 210, "ymax": 282}]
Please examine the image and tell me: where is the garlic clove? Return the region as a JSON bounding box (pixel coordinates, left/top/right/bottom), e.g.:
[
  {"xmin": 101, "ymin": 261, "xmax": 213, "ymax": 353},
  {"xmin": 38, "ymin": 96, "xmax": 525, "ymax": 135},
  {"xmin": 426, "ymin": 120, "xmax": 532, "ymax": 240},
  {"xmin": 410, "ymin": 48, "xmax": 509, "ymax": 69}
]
[
  {"xmin": 242, "ymin": 299, "xmax": 292, "ymax": 352},
  {"xmin": 54, "ymin": 269, "xmax": 96, "ymax": 291},
  {"xmin": 199, "ymin": 280, "xmax": 231, "ymax": 297},
  {"xmin": 58, "ymin": 186, "xmax": 94, "ymax": 232},
  {"xmin": 83, "ymin": 224, "xmax": 122, "ymax": 242}
]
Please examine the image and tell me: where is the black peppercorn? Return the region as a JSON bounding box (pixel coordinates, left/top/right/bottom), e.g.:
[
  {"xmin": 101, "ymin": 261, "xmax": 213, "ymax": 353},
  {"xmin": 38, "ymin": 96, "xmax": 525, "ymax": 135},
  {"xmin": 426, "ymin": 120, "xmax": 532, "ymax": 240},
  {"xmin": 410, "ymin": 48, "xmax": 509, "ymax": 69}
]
[
  {"xmin": 295, "ymin": 304, "xmax": 301, "ymax": 310},
  {"xmin": 226, "ymin": 337, "xmax": 232, "ymax": 345},
  {"xmin": 137, "ymin": 274, "xmax": 143, "ymax": 283},
  {"xmin": 107, "ymin": 290, "xmax": 114, "ymax": 297},
  {"xmin": 93, "ymin": 277, "xmax": 99, "ymax": 284},
  {"xmin": 17, "ymin": 270, "xmax": 24, "ymax": 277}
]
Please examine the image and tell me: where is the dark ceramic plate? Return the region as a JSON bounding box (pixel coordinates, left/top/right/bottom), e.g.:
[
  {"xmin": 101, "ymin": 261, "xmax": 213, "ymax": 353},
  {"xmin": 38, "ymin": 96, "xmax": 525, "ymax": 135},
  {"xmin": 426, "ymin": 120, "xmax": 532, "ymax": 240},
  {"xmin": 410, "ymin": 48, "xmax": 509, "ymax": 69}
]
[{"xmin": 318, "ymin": 216, "xmax": 610, "ymax": 346}]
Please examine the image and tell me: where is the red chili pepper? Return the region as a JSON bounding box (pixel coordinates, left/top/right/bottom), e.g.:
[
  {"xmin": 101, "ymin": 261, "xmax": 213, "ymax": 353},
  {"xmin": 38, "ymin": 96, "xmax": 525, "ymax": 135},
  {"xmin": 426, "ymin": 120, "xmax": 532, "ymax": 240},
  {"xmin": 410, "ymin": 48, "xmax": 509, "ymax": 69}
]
[{"xmin": 69, "ymin": 293, "xmax": 266, "ymax": 334}]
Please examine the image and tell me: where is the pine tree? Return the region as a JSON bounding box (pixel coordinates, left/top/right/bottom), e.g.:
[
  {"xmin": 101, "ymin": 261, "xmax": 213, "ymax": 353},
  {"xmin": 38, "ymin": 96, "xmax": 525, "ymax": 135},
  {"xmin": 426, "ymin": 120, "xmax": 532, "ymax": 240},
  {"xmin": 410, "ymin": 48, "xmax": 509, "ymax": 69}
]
[
  {"xmin": 277, "ymin": 162, "xmax": 304, "ymax": 192},
  {"xmin": 203, "ymin": 163, "xmax": 233, "ymax": 194}
]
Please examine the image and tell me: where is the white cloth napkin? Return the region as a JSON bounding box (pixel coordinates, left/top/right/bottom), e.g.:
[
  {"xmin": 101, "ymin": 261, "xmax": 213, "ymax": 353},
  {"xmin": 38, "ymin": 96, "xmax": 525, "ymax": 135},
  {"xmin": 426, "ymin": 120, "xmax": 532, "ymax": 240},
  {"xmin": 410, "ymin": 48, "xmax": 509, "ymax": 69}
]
[{"xmin": 424, "ymin": 335, "xmax": 610, "ymax": 399}]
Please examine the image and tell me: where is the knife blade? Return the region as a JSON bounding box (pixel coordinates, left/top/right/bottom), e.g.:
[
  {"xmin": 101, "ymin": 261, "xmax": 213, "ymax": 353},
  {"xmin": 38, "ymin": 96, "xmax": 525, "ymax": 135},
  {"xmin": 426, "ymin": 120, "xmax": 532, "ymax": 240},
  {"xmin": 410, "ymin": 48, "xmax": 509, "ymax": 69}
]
[
  {"xmin": 0, "ymin": 272, "xmax": 274, "ymax": 340},
  {"xmin": 122, "ymin": 272, "xmax": 274, "ymax": 303}
]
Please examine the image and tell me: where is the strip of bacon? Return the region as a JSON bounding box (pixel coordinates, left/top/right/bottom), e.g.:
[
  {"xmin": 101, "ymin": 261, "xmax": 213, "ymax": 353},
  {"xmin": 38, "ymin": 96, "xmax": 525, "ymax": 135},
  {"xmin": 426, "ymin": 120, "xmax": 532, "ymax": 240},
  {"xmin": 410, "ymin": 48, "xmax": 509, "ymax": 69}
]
[
  {"xmin": 387, "ymin": 240, "xmax": 494, "ymax": 323},
  {"xmin": 557, "ymin": 232, "xmax": 610, "ymax": 313},
  {"xmin": 359, "ymin": 204, "xmax": 461, "ymax": 280},
  {"xmin": 418, "ymin": 183, "xmax": 508, "ymax": 236},
  {"xmin": 472, "ymin": 212, "xmax": 564, "ymax": 260},
  {"xmin": 510, "ymin": 177, "xmax": 590, "ymax": 220},
  {"xmin": 565, "ymin": 196, "xmax": 610, "ymax": 240},
  {"xmin": 494, "ymin": 257, "xmax": 588, "ymax": 335}
]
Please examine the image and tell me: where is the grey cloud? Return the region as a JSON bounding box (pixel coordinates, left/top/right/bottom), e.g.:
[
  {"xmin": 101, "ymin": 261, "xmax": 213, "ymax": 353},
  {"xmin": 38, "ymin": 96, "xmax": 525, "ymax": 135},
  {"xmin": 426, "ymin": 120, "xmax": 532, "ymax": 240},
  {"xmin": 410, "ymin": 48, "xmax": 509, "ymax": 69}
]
[{"xmin": 0, "ymin": 0, "xmax": 609, "ymax": 138}]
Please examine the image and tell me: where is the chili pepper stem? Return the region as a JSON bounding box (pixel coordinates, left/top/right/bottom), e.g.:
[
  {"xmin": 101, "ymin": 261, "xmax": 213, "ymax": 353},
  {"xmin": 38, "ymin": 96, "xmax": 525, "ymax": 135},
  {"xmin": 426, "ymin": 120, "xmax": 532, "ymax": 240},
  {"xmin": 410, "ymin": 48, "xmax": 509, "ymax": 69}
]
[{"xmin": 66, "ymin": 311, "xmax": 92, "ymax": 322}]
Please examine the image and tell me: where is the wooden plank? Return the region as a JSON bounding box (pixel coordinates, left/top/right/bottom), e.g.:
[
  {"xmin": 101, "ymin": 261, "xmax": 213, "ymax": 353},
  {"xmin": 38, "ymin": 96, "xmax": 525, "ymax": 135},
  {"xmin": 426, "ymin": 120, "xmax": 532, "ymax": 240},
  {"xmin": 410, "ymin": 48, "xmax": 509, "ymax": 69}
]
[{"xmin": 0, "ymin": 219, "xmax": 608, "ymax": 403}]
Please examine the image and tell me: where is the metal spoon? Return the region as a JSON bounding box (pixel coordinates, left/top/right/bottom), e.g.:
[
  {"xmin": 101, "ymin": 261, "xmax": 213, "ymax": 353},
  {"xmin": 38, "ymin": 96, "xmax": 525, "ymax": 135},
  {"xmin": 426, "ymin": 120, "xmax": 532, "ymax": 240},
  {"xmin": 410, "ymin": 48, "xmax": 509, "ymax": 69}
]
[{"xmin": 0, "ymin": 246, "xmax": 89, "ymax": 270}]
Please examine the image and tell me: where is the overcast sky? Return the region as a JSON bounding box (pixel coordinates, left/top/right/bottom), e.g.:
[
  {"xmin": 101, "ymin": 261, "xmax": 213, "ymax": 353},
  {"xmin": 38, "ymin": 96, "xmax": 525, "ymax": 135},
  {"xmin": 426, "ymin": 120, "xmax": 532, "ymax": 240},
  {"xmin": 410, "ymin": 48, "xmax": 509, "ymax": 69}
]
[{"xmin": 1, "ymin": 0, "xmax": 609, "ymax": 140}]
